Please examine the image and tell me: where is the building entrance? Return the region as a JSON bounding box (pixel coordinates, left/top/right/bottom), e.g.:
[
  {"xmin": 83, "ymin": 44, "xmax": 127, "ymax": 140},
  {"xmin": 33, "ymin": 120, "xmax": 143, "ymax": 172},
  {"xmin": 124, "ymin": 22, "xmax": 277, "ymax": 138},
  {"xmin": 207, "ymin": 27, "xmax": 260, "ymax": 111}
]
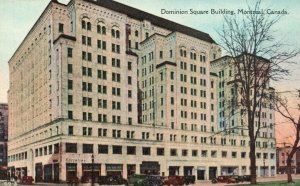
[
  {"xmin": 140, "ymin": 161, "xmax": 160, "ymax": 175},
  {"xmin": 209, "ymin": 167, "xmax": 217, "ymax": 180}
]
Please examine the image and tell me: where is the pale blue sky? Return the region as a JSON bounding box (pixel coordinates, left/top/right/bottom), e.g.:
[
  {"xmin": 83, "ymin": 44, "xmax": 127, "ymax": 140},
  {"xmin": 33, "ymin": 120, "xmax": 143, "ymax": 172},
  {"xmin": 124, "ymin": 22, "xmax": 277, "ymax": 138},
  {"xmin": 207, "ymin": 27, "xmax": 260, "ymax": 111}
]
[{"xmin": 0, "ymin": 0, "xmax": 299, "ymax": 104}]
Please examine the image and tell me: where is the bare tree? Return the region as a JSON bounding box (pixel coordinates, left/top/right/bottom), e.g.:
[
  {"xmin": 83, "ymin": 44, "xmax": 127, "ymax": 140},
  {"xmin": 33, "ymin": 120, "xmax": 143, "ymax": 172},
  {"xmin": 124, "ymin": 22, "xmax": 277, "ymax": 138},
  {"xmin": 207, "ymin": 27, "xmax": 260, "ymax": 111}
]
[
  {"xmin": 275, "ymin": 94, "xmax": 300, "ymax": 183},
  {"xmin": 218, "ymin": 0, "xmax": 299, "ymax": 184}
]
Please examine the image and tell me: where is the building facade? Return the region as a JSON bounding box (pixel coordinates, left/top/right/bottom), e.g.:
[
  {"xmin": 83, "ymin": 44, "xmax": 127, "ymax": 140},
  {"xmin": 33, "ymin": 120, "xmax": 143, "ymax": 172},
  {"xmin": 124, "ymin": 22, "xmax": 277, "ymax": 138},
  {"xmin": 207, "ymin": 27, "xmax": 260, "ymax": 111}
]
[
  {"xmin": 210, "ymin": 55, "xmax": 277, "ymax": 177},
  {"xmin": 0, "ymin": 103, "xmax": 8, "ymax": 179},
  {"xmin": 8, "ymin": 0, "xmax": 276, "ymax": 183},
  {"xmin": 276, "ymin": 146, "xmax": 298, "ymax": 174}
]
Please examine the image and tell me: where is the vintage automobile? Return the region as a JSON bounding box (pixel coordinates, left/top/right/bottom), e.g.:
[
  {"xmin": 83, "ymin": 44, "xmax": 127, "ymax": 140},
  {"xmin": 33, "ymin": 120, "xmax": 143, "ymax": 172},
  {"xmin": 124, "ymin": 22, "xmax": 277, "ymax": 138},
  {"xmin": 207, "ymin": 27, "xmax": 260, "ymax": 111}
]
[
  {"xmin": 98, "ymin": 175, "xmax": 128, "ymax": 185},
  {"xmin": 21, "ymin": 176, "xmax": 34, "ymax": 184},
  {"xmin": 211, "ymin": 175, "xmax": 237, "ymax": 184},
  {"xmin": 183, "ymin": 175, "xmax": 196, "ymax": 185},
  {"xmin": 128, "ymin": 174, "xmax": 163, "ymax": 186},
  {"xmin": 128, "ymin": 174, "xmax": 147, "ymax": 186},
  {"xmin": 67, "ymin": 176, "xmax": 79, "ymax": 186},
  {"xmin": 145, "ymin": 175, "xmax": 163, "ymax": 186},
  {"xmin": 163, "ymin": 176, "xmax": 185, "ymax": 186}
]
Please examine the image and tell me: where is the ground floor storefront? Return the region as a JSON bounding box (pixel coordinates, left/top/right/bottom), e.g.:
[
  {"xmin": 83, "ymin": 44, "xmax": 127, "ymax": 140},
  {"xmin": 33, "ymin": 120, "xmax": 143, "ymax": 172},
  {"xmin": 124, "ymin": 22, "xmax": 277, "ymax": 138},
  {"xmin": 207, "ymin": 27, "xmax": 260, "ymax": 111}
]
[{"xmin": 7, "ymin": 162, "xmax": 277, "ymax": 183}]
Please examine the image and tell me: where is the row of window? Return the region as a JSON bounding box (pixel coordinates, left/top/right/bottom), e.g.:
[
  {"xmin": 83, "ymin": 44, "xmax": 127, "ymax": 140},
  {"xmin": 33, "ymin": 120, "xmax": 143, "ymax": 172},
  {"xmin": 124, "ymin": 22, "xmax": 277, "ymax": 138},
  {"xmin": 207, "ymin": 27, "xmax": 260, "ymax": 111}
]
[
  {"xmin": 67, "ymin": 77, "xmax": 133, "ymax": 91},
  {"xmin": 67, "ymin": 112, "xmax": 132, "ymax": 125},
  {"xmin": 67, "ymin": 126, "xmax": 273, "ymax": 149},
  {"xmin": 82, "ymin": 20, "xmax": 121, "ymax": 39},
  {"xmin": 64, "ymin": 143, "xmax": 275, "ymax": 160},
  {"xmin": 8, "ymin": 143, "xmax": 60, "ymax": 161}
]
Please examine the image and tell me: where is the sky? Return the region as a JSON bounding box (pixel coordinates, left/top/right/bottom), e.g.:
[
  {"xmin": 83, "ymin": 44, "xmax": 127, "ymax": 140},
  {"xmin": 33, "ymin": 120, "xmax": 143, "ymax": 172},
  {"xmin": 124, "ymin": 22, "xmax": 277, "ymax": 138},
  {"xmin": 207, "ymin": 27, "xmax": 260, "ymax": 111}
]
[{"xmin": 0, "ymin": 0, "xmax": 299, "ymax": 144}]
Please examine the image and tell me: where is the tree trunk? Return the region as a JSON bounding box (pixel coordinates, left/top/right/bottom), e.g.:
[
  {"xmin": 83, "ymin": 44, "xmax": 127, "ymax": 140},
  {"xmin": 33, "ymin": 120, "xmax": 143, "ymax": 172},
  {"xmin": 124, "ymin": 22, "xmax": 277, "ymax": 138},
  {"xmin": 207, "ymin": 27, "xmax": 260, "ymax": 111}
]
[
  {"xmin": 250, "ymin": 140, "xmax": 257, "ymax": 184},
  {"xmin": 286, "ymin": 155, "xmax": 293, "ymax": 183}
]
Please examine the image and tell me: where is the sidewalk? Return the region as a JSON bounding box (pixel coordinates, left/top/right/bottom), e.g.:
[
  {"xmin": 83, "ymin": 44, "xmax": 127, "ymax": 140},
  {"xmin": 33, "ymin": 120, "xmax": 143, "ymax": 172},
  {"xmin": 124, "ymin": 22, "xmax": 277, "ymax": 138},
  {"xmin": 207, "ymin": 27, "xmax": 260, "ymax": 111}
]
[{"xmin": 7, "ymin": 174, "xmax": 300, "ymax": 186}]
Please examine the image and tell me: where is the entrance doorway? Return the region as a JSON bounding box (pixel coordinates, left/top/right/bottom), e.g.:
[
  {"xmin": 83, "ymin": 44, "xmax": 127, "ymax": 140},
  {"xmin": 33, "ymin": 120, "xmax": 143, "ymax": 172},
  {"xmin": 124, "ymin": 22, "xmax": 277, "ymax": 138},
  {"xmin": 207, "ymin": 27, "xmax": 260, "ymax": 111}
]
[
  {"xmin": 169, "ymin": 166, "xmax": 179, "ymax": 176},
  {"xmin": 197, "ymin": 169, "xmax": 205, "ymax": 180},
  {"xmin": 184, "ymin": 166, "xmax": 193, "ymax": 176},
  {"xmin": 209, "ymin": 167, "xmax": 217, "ymax": 180},
  {"xmin": 53, "ymin": 163, "xmax": 59, "ymax": 182},
  {"xmin": 35, "ymin": 163, "xmax": 43, "ymax": 182},
  {"xmin": 140, "ymin": 161, "xmax": 160, "ymax": 175}
]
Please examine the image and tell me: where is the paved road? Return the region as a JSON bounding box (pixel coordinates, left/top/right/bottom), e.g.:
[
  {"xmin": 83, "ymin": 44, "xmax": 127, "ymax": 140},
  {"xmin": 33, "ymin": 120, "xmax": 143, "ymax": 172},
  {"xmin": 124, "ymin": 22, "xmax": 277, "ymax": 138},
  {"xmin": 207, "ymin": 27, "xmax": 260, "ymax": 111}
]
[{"xmin": 2, "ymin": 174, "xmax": 300, "ymax": 186}]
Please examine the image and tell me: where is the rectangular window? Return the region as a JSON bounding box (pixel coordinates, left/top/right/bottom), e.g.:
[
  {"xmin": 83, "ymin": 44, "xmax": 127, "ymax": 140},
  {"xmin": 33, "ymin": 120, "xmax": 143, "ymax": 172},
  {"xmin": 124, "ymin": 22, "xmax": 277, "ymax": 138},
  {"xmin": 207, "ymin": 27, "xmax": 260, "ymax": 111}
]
[
  {"xmin": 142, "ymin": 147, "xmax": 151, "ymax": 155},
  {"xmin": 68, "ymin": 111, "xmax": 73, "ymax": 119},
  {"xmin": 192, "ymin": 150, "xmax": 198, "ymax": 157},
  {"xmin": 68, "ymin": 80, "xmax": 73, "ymax": 90},
  {"xmin": 127, "ymin": 146, "xmax": 136, "ymax": 155},
  {"xmin": 68, "ymin": 64, "xmax": 73, "ymax": 73},
  {"xmin": 59, "ymin": 23, "xmax": 64, "ymax": 33},
  {"xmin": 98, "ymin": 145, "xmax": 108, "ymax": 154},
  {"xmin": 128, "ymin": 62, "xmax": 132, "ymax": 70},
  {"xmin": 128, "ymin": 76, "xmax": 132, "ymax": 85},
  {"xmin": 170, "ymin": 149, "xmax": 177, "ymax": 156},
  {"xmin": 157, "ymin": 148, "xmax": 164, "ymax": 156},
  {"xmin": 112, "ymin": 145, "xmax": 122, "ymax": 154},
  {"xmin": 67, "ymin": 48, "xmax": 73, "ymax": 58},
  {"xmin": 68, "ymin": 95, "xmax": 73, "ymax": 104},
  {"xmin": 68, "ymin": 126, "xmax": 74, "ymax": 135},
  {"xmin": 66, "ymin": 143, "xmax": 77, "ymax": 153},
  {"xmin": 83, "ymin": 144, "xmax": 93, "ymax": 153}
]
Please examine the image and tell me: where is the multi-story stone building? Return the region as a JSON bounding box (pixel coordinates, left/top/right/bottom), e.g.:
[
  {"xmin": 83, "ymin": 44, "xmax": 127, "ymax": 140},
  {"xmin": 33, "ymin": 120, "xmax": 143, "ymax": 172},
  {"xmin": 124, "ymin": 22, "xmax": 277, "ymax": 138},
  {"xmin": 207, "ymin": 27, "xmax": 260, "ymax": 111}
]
[
  {"xmin": 0, "ymin": 103, "xmax": 8, "ymax": 179},
  {"xmin": 277, "ymin": 146, "xmax": 298, "ymax": 174},
  {"xmin": 211, "ymin": 55, "xmax": 277, "ymax": 177},
  {"xmin": 7, "ymin": 0, "xmax": 276, "ymax": 183}
]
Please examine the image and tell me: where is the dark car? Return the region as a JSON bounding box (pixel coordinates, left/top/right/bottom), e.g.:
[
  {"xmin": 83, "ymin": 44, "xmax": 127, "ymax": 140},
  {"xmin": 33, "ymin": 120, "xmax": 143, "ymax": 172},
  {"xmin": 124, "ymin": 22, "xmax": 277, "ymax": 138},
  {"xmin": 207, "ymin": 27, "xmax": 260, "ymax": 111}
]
[
  {"xmin": 21, "ymin": 176, "xmax": 34, "ymax": 184},
  {"xmin": 211, "ymin": 176, "xmax": 237, "ymax": 184},
  {"xmin": 67, "ymin": 176, "xmax": 79, "ymax": 186},
  {"xmin": 98, "ymin": 175, "xmax": 127, "ymax": 185},
  {"xmin": 128, "ymin": 174, "xmax": 163, "ymax": 186},
  {"xmin": 145, "ymin": 175, "xmax": 163, "ymax": 186},
  {"xmin": 163, "ymin": 176, "xmax": 185, "ymax": 186},
  {"xmin": 242, "ymin": 175, "xmax": 251, "ymax": 182},
  {"xmin": 183, "ymin": 175, "xmax": 195, "ymax": 185}
]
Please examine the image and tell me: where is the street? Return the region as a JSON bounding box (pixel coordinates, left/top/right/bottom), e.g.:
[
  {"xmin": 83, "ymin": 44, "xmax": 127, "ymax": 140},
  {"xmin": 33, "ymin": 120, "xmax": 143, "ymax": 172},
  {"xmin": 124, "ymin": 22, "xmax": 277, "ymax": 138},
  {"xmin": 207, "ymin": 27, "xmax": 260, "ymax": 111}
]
[{"xmin": 1, "ymin": 174, "xmax": 298, "ymax": 186}]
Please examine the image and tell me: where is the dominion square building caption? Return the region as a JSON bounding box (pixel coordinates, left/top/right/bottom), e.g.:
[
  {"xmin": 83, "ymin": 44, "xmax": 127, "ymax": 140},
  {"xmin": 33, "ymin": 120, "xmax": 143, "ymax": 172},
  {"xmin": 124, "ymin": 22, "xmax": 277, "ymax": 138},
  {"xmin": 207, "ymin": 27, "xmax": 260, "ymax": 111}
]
[{"xmin": 7, "ymin": 0, "xmax": 276, "ymax": 183}]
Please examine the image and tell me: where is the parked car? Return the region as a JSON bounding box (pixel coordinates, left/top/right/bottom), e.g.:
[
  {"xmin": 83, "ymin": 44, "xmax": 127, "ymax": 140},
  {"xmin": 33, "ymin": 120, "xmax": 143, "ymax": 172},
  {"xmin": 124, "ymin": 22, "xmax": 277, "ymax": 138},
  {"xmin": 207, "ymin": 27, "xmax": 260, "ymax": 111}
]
[
  {"xmin": 128, "ymin": 174, "xmax": 163, "ymax": 186},
  {"xmin": 67, "ymin": 176, "xmax": 79, "ymax": 186},
  {"xmin": 98, "ymin": 175, "xmax": 128, "ymax": 185},
  {"xmin": 183, "ymin": 175, "xmax": 195, "ymax": 185},
  {"xmin": 211, "ymin": 176, "xmax": 237, "ymax": 184},
  {"xmin": 21, "ymin": 176, "xmax": 34, "ymax": 184},
  {"xmin": 128, "ymin": 174, "xmax": 147, "ymax": 186},
  {"xmin": 145, "ymin": 175, "xmax": 163, "ymax": 186},
  {"xmin": 241, "ymin": 175, "xmax": 251, "ymax": 182},
  {"xmin": 163, "ymin": 176, "xmax": 185, "ymax": 186}
]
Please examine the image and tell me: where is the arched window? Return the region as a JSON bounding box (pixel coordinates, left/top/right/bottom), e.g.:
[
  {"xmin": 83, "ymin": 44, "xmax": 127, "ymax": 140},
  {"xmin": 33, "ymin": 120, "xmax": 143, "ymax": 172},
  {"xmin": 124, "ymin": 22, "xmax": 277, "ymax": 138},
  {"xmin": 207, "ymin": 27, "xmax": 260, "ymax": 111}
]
[
  {"xmin": 97, "ymin": 21, "xmax": 106, "ymax": 35},
  {"xmin": 179, "ymin": 46, "xmax": 187, "ymax": 57},
  {"xmin": 116, "ymin": 30, "xmax": 120, "ymax": 38},
  {"xmin": 135, "ymin": 30, "xmax": 139, "ymax": 37},
  {"xmin": 111, "ymin": 29, "xmax": 115, "ymax": 37},
  {"xmin": 200, "ymin": 53, "xmax": 206, "ymax": 62},
  {"xmin": 111, "ymin": 26, "xmax": 120, "ymax": 39},
  {"xmin": 82, "ymin": 20, "xmax": 86, "ymax": 29},
  {"xmin": 87, "ymin": 22, "xmax": 91, "ymax": 31},
  {"xmin": 102, "ymin": 26, "xmax": 106, "ymax": 34},
  {"xmin": 190, "ymin": 49, "xmax": 197, "ymax": 60}
]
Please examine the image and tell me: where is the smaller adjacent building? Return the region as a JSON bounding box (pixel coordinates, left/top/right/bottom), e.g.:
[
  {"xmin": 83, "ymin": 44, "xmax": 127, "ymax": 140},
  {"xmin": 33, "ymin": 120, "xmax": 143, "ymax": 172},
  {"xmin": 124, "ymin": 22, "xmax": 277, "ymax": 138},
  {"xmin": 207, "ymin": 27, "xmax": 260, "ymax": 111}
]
[
  {"xmin": 0, "ymin": 103, "xmax": 8, "ymax": 179},
  {"xmin": 276, "ymin": 146, "xmax": 300, "ymax": 174}
]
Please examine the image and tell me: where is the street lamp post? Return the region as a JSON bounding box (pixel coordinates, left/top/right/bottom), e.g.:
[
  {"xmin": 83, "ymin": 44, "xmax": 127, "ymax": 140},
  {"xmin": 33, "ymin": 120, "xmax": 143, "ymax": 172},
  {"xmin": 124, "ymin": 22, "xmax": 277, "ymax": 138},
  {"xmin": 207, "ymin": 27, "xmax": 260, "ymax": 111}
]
[
  {"xmin": 91, "ymin": 154, "xmax": 94, "ymax": 186},
  {"xmin": 263, "ymin": 158, "xmax": 266, "ymax": 177}
]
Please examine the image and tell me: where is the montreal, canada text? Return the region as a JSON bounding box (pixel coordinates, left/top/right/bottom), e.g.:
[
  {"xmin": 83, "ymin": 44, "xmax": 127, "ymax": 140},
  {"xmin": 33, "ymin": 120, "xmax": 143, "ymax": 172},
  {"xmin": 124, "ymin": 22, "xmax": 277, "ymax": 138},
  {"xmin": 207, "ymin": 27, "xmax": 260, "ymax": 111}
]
[{"xmin": 161, "ymin": 8, "xmax": 288, "ymax": 15}]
